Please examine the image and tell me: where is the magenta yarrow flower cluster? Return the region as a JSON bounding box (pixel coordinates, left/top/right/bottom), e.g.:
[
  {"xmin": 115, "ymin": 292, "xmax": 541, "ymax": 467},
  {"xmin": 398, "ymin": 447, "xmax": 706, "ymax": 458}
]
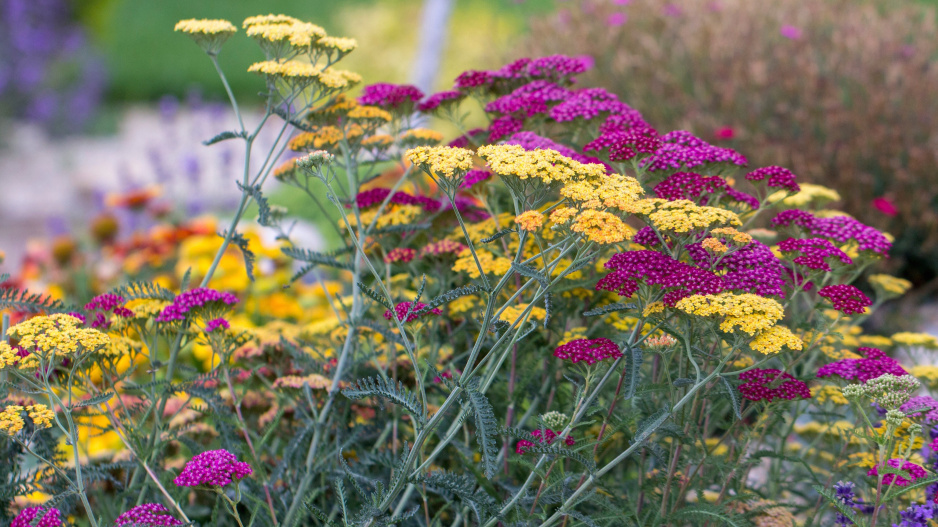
[
  {"xmin": 447, "ymin": 128, "xmax": 486, "ymax": 149},
  {"xmin": 778, "ymin": 237, "xmax": 852, "ymax": 271},
  {"xmin": 358, "ymin": 83, "xmax": 424, "ymax": 110},
  {"xmin": 460, "ymin": 169, "xmax": 491, "ymax": 190},
  {"xmin": 205, "ymin": 318, "xmax": 229, "ymax": 333},
  {"xmin": 488, "ymin": 115, "xmax": 525, "ymax": 142},
  {"xmin": 383, "ymin": 301, "xmax": 442, "ymax": 323},
  {"xmin": 817, "ymin": 348, "xmax": 907, "ymax": 382},
  {"xmin": 485, "ymin": 80, "xmax": 571, "ymax": 117},
  {"xmin": 354, "ymin": 188, "xmax": 440, "ymax": 212},
  {"xmin": 553, "ymin": 338, "xmax": 623, "ymax": 365},
  {"xmin": 596, "ymin": 250, "xmax": 725, "ymax": 306},
  {"xmin": 737, "ymin": 369, "xmax": 810, "ymax": 402},
  {"xmin": 745, "ymin": 166, "xmax": 801, "ymax": 193},
  {"xmin": 156, "ymin": 288, "xmax": 238, "ymax": 322},
  {"xmin": 173, "ymin": 449, "xmax": 252, "ymax": 487},
  {"xmin": 653, "ymin": 171, "xmax": 759, "ymax": 210},
  {"xmin": 686, "ymin": 240, "xmax": 787, "ymax": 298},
  {"xmin": 419, "ymin": 239, "xmax": 468, "ymax": 258},
  {"xmin": 640, "ymin": 130, "xmax": 748, "ymax": 174},
  {"xmin": 454, "ymin": 55, "xmax": 592, "ymax": 91},
  {"xmin": 583, "ymin": 126, "xmax": 662, "ymax": 162},
  {"xmin": 867, "ymin": 459, "xmax": 927, "ymax": 487},
  {"xmin": 549, "ymin": 87, "xmax": 636, "ymax": 123},
  {"xmin": 11, "ymin": 507, "xmax": 62, "ymax": 527},
  {"xmin": 818, "ymin": 284, "xmax": 872, "ymax": 315},
  {"xmin": 771, "ymin": 210, "xmax": 892, "ymax": 255},
  {"xmin": 85, "ymin": 293, "xmax": 134, "ymax": 328},
  {"xmin": 114, "ymin": 503, "xmax": 183, "ymax": 526},
  {"xmin": 516, "ymin": 428, "xmax": 576, "ymax": 455},
  {"xmin": 902, "ymin": 396, "xmax": 938, "ymax": 422},
  {"xmin": 417, "ymin": 90, "xmax": 463, "ymax": 112},
  {"xmin": 384, "ymin": 247, "xmax": 416, "ymax": 264}
]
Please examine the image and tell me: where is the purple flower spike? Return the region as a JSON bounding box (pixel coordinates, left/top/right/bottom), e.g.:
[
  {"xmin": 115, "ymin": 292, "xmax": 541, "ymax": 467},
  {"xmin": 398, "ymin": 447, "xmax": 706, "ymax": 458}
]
[{"xmin": 173, "ymin": 449, "xmax": 253, "ymax": 487}]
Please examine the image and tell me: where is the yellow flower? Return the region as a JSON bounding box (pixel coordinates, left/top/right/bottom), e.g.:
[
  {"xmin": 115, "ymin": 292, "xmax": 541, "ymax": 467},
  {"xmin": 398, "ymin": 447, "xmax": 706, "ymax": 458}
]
[
  {"xmin": 400, "ymin": 128, "xmax": 444, "ymax": 145},
  {"xmin": 245, "ymin": 21, "xmax": 326, "ymax": 47},
  {"xmin": 514, "ymin": 211, "xmax": 545, "ymax": 232},
  {"xmin": 27, "ymin": 405, "xmax": 54, "ymax": 429},
  {"xmin": 316, "ymin": 36, "xmax": 358, "ymax": 53},
  {"xmin": 0, "ymin": 406, "xmax": 25, "ymax": 435},
  {"xmin": 499, "ymin": 304, "xmax": 547, "ymax": 323},
  {"xmin": 892, "ymin": 332, "xmax": 938, "ymax": 349},
  {"xmin": 406, "ymin": 146, "xmax": 475, "ymax": 180},
  {"xmin": 812, "ymin": 385, "xmax": 848, "ymax": 405},
  {"xmin": 274, "ymin": 373, "xmax": 333, "ymax": 389},
  {"xmin": 701, "ymin": 238, "xmax": 728, "ymax": 253},
  {"xmin": 174, "ymin": 18, "xmax": 237, "ymax": 36},
  {"xmin": 768, "ymin": 183, "xmax": 841, "ymax": 207},
  {"xmin": 674, "ymin": 293, "xmax": 784, "ymax": 336},
  {"xmin": 248, "ymin": 60, "xmax": 322, "ymax": 79},
  {"xmin": 348, "ymin": 105, "xmax": 392, "ymax": 123},
  {"xmin": 362, "ymin": 134, "xmax": 394, "ymax": 149},
  {"xmin": 558, "ymin": 327, "xmax": 588, "ymax": 345},
  {"xmin": 710, "ymin": 227, "xmax": 753, "ymax": 245},
  {"xmin": 6, "ymin": 314, "xmax": 110, "ymax": 368},
  {"xmin": 643, "ymin": 302, "xmax": 665, "ymax": 317},
  {"xmin": 560, "ymin": 173, "xmax": 644, "ymax": 210},
  {"xmin": 749, "ymin": 325, "xmax": 803, "ymax": 355},
  {"xmin": 316, "ymin": 68, "xmax": 361, "ymax": 89},
  {"xmin": 857, "ymin": 335, "xmax": 893, "ymax": 348},
  {"xmin": 911, "ymin": 365, "xmax": 938, "ymax": 389},
  {"xmin": 794, "ymin": 420, "xmax": 860, "ymax": 445},
  {"xmin": 452, "ymin": 249, "xmax": 512, "ymax": 278},
  {"xmin": 289, "ymin": 127, "xmax": 346, "ymax": 151},
  {"xmin": 478, "ymin": 144, "xmax": 606, "ymax": 184},
  {"xmin": 242, "ymin": 14, "xmax": 302, "ymax": 27},
  {"xmin": 571, "ymin": 210, "xmax": 633, "ymax": 244},
  {"xmin": 549, "ymin": 207, "xmax": 577, "ymax": 225},
  {"xmin": 644, "ymin": 200, "xmax": 741, "ymax": 234},
  {"xmin": 868, "ymin": 274, "xmax": 912, "ymax": 298}
]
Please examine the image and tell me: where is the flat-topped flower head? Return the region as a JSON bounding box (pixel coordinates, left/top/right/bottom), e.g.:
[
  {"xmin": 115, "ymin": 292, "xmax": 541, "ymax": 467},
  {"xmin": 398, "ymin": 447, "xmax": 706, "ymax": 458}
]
[
  {"xmin": 353, "ymin": 188, "xmax": 440, "ymax": 212},
  {"xmin": 583, "ymin": 126, "xmax": 662, "ymax": 162},
  {"xmin": 596, "ymin": 250, "xmax": 725, "ymax": 306},
  {"xmin": 772, "ymin": 210, "xmax": 891, "ymax": 256},
  {"xmin": 868, "ymin": 274, "xmax": 912, "ymax": 298},
  {"xmin": 745, "ymin": 166, "xmax": 800, "ymax": 193},
  {"xmin": 174, "ymin": 449, "xmax": 252, "ymax": 487},
  {"xmin": 818, "ymin": 284, "xmax": 872, "ymax": 315},
  {"xmin": 399, "ymin": 128, "xmax": 444, "ymax": 148},
  {"xmin": 156, "ymin": 288, "xmax": 238, "ymax": 323},
  {"xmin": 420, "ymin": 239, "xmax": 468, "ymax": 258},
  {"xmin": 477, "ymin": 144, "xmax": 607, "ymax": 185},
  {"xmin": 515, "ymin": 427, "xmax": 576, "ymax": 455},
  {"xmin": 553, "ymin": 338, "xmax": 622, "ymax": 365},
  {"xmin": 561, "ymin": 173, "xmax": 644, "ymax": 211},
  {"xmin": 625, "ymin": 199, "xmax": 741, "ymax": 235},
  {"xmin": 418, "ymin": 90, "xmax": 464, "ymax": 113},
  {"xmin": 653, "ymin": 171, "xmax": 759, "ymax": 210},
  {"xmin": 868, "ymin": 459, "xmax": 926, "ymax": 487},
  {"xmin": 641, "ymin": 130, "xmax": 747, "ymax": 175},
  {"xmin": 384, "ymin": 301, "xmax": 442, "ymax": 323},
  {"xmin": 571, "ymin": 210, "xmax": 633, "ymax": 245},
  {"xmin": 5, "ymin": 314, "xmax": 110, "ymax": 369},
  {"xmin": 515, "ymin": 211, "xmax": 545, "ymax": 232},
  {"xmin": 315, "ymin": 36, "xmax": 358, "ymax": 56},
  {"xmin": 674, "ymin": 293, "xmax": 785, "ymax": 335},
  {"xmin": 749, "ymin": 326, "xmax": 803, "ymax": 355},
  {"xmin": 175, "ymin": 19, "xmax": 236, "ymax": 55},
  {"xmin": 205, "ymin": 318, "xmax": 229, "ymax": 333},
  {"xmin": 11, "ymin": 506, "xmax": 62, "ymax": 527},
  {"xmin": 817, "ymin": 347, "xmax": 906, "ymax": 383},
  {"xmin": 406, "ymin": 146, "xmax": 475, "ymax": 191},
  {"xmin": 768, "ymin": 183, "xmax": 839, "ymax": 208},
  {"xmin": 778, "ymin": 237, "xmax": 852, "ymax": 271},
  {"xmin": 359, "ymin": 83, "xmax": 424, "ymax": 111},
  {"xmin": 242, "ymin": 14, "xmax": 302, "ymax": 27},
  {"xmin": 384, "ymin": 247, "xmax": 416, "ymax": 264},
  {"xmin": 245, "ymin": 20, "xmax": 326, "ymax": 49},
  {"xmin": 738, "ymin": 369, "xmax": 810, "ymax": 402},
  {"xmin": 115, "ymin": 503, "xmax": 183, "ymax": 526},
  {"xmin": 347, "ymin": 105, "xmax": 392, "ymax": 124},
  {"xmin": 891, "ymin": 332, "xmax": 938, "ymax": 349}
]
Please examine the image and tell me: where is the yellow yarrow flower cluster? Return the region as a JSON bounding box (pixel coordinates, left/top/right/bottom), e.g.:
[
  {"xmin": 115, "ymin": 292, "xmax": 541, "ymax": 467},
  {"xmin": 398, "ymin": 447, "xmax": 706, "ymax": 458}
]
[
  {"xmin": 558, "ymin": 327, "xmax": 588, "ymax": 346},
  {"xmin": 406, "ymin": 146, "xmax": 474, "ymax": 180},
  {"xmin": 570, "ymin": 210, "xmax": 634, "ymax": 245},
  {"xmin": 812, "ymin": 385, "xmax": 849, "ymax": 405},
  {"xmin": 643, "ymin": 302, "xmax": 665, "ymax": 317},
  {"xmin": 748, "ymin": 325, "xmax": 803, "ymax": 355},
  {"xmin": 317, "ymin": 68, "xmax": 362, "ymax": 89},
  {"xmin": 477, "ymin": 144, "xmax": 606, "ymax": 185},
  {"xmin": 857, "ymin": 334, "xmax": 893, "ymax": 348},
  {"xmin": 289, "ymin": 127, "xmax": 346, "ymax": 151},
  {"xmin": 674, "ymin": 293, "xmax": 784, "ymax": 336},
  {"xmin": 175, "ymin": 19, "xmax": 237, "ymax": 36},
  {"xmin": 892, "ymin": 332, "xmax": 938, "ymax": 349},
  {"xmin": 5, "ymin": 314, "xmax": 110, "ymax": 368},
  {"xmin": 345, "ymin": 204, "xmax": 423, "ymax": 230},
  {"xmin": 627, "ymin": 199, "xmax": 741, "ymax": 234},
  {"xmin": 499, "ymin": 304, "xmax": 547, "ymax": 323},
  {"xmin": 245, "ymin": 20, "xmax": 326, "ymax": 48},
  {"xmin": 910, "ymin": 365, "xmax": 938, "ymax": 389},
  {"xmin": 248, "ymin": 60, "xmax": 322, "ymax": 78},
  {"xmin": 768, "ymin": 183, "xmax": 841, "ymax": 208},
  {"xmin": 514, "ymin": 211, "xmax": 545, "ymax": 232},
  {"xmin": 348, "ymin": 105, "xmax": 392, "ymax": 123},
  {"xmin": 560, "ymin": 173, "xmax": 644, "ymax": 211},
  {"xmin": 868, "ymin": 274, "xmax": 912, "ymax": 297},
  {"xmin": 794, "ymin": 420, "xmax": 860, "ymax": 445},
  {"xmin": 710, "ymin": 227, "xmax": 753, "ymax": 245},
  {"xmin": 317, "ymin": 36, "xmax": 358, "ymax": 53},
  {"xmin": 701, "ymin": 238, "xmax": 728, "ymax": 253},
  {"xmin": 549, "ymin": 207, "xmax": 578, "ymax": 225},
  {"xmin": 362, "ymin": 134, "xmax": 394, "ymax": 149},
  {"xmin": 452, "ymin": 249, "xmax": 512, "ymax": 278},
  {"xmin": 0, "ymin": 404, "xmax": 53, "ymax": 435},
  {"xmin": 400, "ymin": 128, "xmax": 444, "ymax": 145}
]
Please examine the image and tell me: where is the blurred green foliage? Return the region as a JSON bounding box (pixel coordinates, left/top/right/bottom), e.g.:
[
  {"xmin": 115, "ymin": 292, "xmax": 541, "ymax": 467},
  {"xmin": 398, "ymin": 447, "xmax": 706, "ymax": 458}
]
[{"xmin": 76, "ymin": 0, "xmax": 554, "ymax": 102}]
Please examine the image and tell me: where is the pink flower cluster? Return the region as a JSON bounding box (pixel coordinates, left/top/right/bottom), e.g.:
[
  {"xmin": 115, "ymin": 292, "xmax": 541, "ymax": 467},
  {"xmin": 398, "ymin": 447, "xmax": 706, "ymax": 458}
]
[
  {"xmin": 516, "ymin": 428, "xmax": 576, "ymax": 454},
  {"xmin": 506, "ymin": 131, "xmax": 608, "ymax": 168},
  {"xmin": 583, "ymin": 126, "xmax": 662, "ymax": 162},
  {"xmin": 778, "ymin": 237, "xmax": 852, "ymax": 271},
  {"xmin": 173, "ymin": 449, "xmax": 253, "ymax": 487},
  {"xmin": 383, "ymin": 301, "xmax": 441, "ymax": 323},
  {"xmin": 902, "ymin": 396, "xmax": 938, "ymax": 422},
  {"xmin": 553, "ymin": 338, "xmax": 623, "ymax": 365},
  {"xmin": 447, "ymin": 128, "xmax": 486, "ymax": 149},
  {"xmin": 817, "ymin": 347, "xmax": 907, "ymax": 382},
  {"xmin": 737, "ymin": 369, "xmax": 810, "ymax": 402},
  {"xmin": 85, "ymin": 293, "xmax": 133, "ymax": 328},
  {"xmin": 596, "ymin": 250, "xmax": 725, "ymax": 305},
  {"xmin": 488, "ymin": 115, "xmax": 524, "ymax": 142},
  {"xmin": 384, "ymin": 247, "xmax": 416, "ymax": 264},
  {"xmin": 745, "ymin": 166, "xmax": 801, "ymax": 193},
  {"xmin": 686, "ymin": 240, "xmax": 787, "ymax": 298},
  {"xmin": 460, "ymin": 169, "xmax": 491, "ymax": 190},
  {"xmin": 485, "ymin": 80, "xmax": 571, "ymax": 118},
  {"xmin": 454, "ymin": 55, "xmax": 592, "ymax": 91},
  {"xmin": 155, "ymin": 288, "xmax": 238, "ymax": 322},
  {"xmin": 358, "ymin": 83, "xmax": 424, "ymax": 109},
  {"xmin": 115, "ymin": 503, "xmax": 183, "ymax": 526},
  {"xmin": 12, "ymin": 507, "xmax": 62, "ymax": 527},
  {"xmin": 640, "ymin": 130, "xmax": 748, "ymax": 174},
  {"xmin": 205, "ymin": 318, "xmax": 229, "ymax": 333},
  {"xmin": 419, "ymin": 240, "xmax": 468, "ymax": 258},
  {"xmin": 549, "ymin": 87, "xmax": 636, "ymax": 123},
  {"xmin": 867, "ymin": 459, "xmax": 927, "ymax": 487},
  {"xmin": 354, "ymin": 188, "xmax": 441, "ymax": 212},
  {"xmin": 771, "ymin": 210, "xmax": 892, "ymax": 255},
  {"xmin": 417, "ymin": 90, "xmax": 463, "ymax": 112},
  {"xmin": 818, "ymin": 284, "xmax": 872, "ymax": 315},
  {"xmin": 653, "ymin": 171, "xmax": 759, "ymax": 209}
]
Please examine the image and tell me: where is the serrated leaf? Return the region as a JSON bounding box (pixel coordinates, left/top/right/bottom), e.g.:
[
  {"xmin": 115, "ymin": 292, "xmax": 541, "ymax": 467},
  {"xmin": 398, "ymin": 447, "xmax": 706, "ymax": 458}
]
[
  {"xmin": 281, "ymin": 246, "xmax": 352, "ymax": 270},
  {"xmin": 202, "ymin": 130, "xmax": 247, "ymax": 146},
  {"xmin": 480, "ymin": 228, "xmax": 515, "ymax": 244},
  {"xmin": 582, "ymin": 303, "xmax": 637, "ymax": 317},
  {"xmin": 466, "ymin": 381, "xmax": 499, "ymax": 478},
  {"xmin": 813, "ymin": 485, "xmax": 860, "ymax": 524},
  {"xmin": 622, "ymin": 344, "xmax": 644, "ymax": 400},
  {"xmin": 221, "ymin": 230, "xmax": 256, "ymax": 282},
  {"xmin": 633, "ymin": 407, "xmax": 669, "ymax": 445},
  {"xmin": 343, "ymin": 377, "xmax": 425, "ymax": 425},
  {"xmin": 511, "ymin": 262, "xmax": 549, "ymax": 288},
  {"xmin": 720, "ymin": 376, "xmax": 742, "ymax": 420},
  {"xmin": 237, "ymin": 182, "xmax": 273, "ymax": 227},
  {"xmin": 110, "ymin": 281, "xmax": 176, "ymax": 302},
  {"xmin": 883, "ymin": 475, "xmax": 938, "ymax": 502},
  {"xmin": 0, "ymin": 286, "xmax": 66, "ymax": 313},
  {"xmin": 416, "ymin": 285, "xmax": 482, "ymax": 314},
  {"xmin": 358, "ymin": 282, "xmax": 393, "ymax": 311}
]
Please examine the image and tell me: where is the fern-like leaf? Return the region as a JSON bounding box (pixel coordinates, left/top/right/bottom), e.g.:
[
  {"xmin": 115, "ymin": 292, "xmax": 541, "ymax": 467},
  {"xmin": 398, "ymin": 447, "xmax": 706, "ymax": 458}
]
[
  {"xmin": 582, "ymin": 303, "xmax": 637, "ymax": 317},
  {"xmin": 281, "ymin": 246, "xmax": 352, "ymax": 270},
  {"xmin": 466, "ymin": 381, "xmax": 499, "ymax": 478},
  {"xmin": 669, "ymin": 504, "xmax": 752, "ymax": 527},
  {"xmin": 511, "ymin": 261, "xmax": 549, "ymax": 288},
  {"xmin": 720, "ymin": 376, "xmax": 742, "ymax": 420},
  {"xmin": 343, "ymin": 377, "xmax": 425, "ymax": 425},
  {"xmin": 0, "ymin": 286, "xmax": 65, "ymax": 313},
  {"xmin": 622, "ymin": 344, "xmax": 644, "ymax": 400},
  {"xmin": 812, "ymin": 485, "xmax": 860, "ymax": 524},
  {"xmin": 237, "ymin": 182, "xmax": 273, "ymax": 227},
  {"xmin": 202, "ymin": 130, "xmax": 246, "ymax": 145},
  {"xmin": 481, "ymin": 228, "xmax": 515, "ymax": 244},
  {"xmin": 110, "ymin": 280, "xmax": 176, "ymax": 302},
  {"xmin": 219, "ymin": 230, "xmax": 256, "ymax": 282},
  {"xmin": 357, "ymin": 282, "xmax": 393, "ymax": 310}
]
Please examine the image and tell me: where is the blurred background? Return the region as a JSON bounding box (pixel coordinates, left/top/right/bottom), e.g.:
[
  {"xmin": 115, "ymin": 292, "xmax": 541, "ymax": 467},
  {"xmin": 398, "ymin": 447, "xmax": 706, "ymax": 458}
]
[{"xmin": 1, "ymin": 0, "xmax": 937, "ymax": 312}]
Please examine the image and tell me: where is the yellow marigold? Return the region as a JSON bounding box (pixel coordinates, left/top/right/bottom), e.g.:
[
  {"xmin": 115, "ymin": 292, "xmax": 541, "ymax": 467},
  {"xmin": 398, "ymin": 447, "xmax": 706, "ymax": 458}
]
[
  {"xmin": 514, "ymin": 211, "xmax": 545, "ymax": 232},
  {"xmin": 477, "ymin": 144, "xmax": 606, "ymax": 185},
  {"xmin": 7, "ymin": 314, "xmax": 110, "ymax": 367},
  {"xmin": 0, "ymin": 406, "xmax": 25, "ymax": 435},
  {"xmin": 812, "ymin": 385, "xmax": 849, "ymax": 405},
  {"xmin": 245, "ymin": 21, "xmax": 325, "ymax": 47},
  {"xmin": 711, "ymin": 227, "xmax": 753, "ymax": 245},
  {"xmin": 768, "ymin": 183, "xmax": 841, "ymax": 207},
  {"xmin": 289, "ymin": 127, "xmax": 344, "ymax": 151},
  {"xmin": 911, "ymin": 365, "xmax": 938, "ymax": 389},
  {"xmin": 452, "ymin": 249, "xmax": 512, "ymax": 278},
  {"xmin": 406, "ymin": 146, "xmax": 474, "ymax": 180},
  {"xmin": 499, "ymin": 304, "xmax": 547, "ymax": 323},
  {"xmin": 643, "ymin": 302, "xmax": 665, "ymax": 317},
  {"xmin": 27, "ymin": 405, "xmax": 54, "ymax": 429},
  {"xmin": 647, "ymin": 200, "xmax": 742, "ymax": 234},
  {"xmin": 175, "ymin": 19, "xmax": 237, "ymax": 35},
  {"xmin": 316, "ymin": 36, "xmax": 358, "ymax": 52},
  {"xmin": 560, "ymin": 173, "xmax": 644, "ymax": 210},
  {"xmin": 749, "ymin": 325, "xmax": 803, "ymax": 354},
  {"xmin": 274, "ymin": 373, "xmax": 333, "ymax": 389},
  {"xmin": 869, "ymin": 274, "xmax": 912, "ymax": 297},
  {"xmin": 674, "ymin": 293, "xmax": 784, "ymax": 336},
  {"xmin": 701, "ymin": 238, "xmax": 728, "ymax": 253},
  {"xmin": 400, "ymin": 128, "xmax": 444, "ymax": 143},
  {"xmin": 348, "ymin": 105, "xmax": 392, "ymax": 122},
  {"xmin": 892, "ymin": 332, "xmax": 938, "ymax": 349},
  {"xmin": 549, "ymin": 207, "xmax": 577, "ymax": 225},
  {"xmin": 571, "ymin": 210, "xmax": 633, "ymax": 245},
  {"xmin": 242, "ymin": 14, "xmax": 302, "ymax": 27}
]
